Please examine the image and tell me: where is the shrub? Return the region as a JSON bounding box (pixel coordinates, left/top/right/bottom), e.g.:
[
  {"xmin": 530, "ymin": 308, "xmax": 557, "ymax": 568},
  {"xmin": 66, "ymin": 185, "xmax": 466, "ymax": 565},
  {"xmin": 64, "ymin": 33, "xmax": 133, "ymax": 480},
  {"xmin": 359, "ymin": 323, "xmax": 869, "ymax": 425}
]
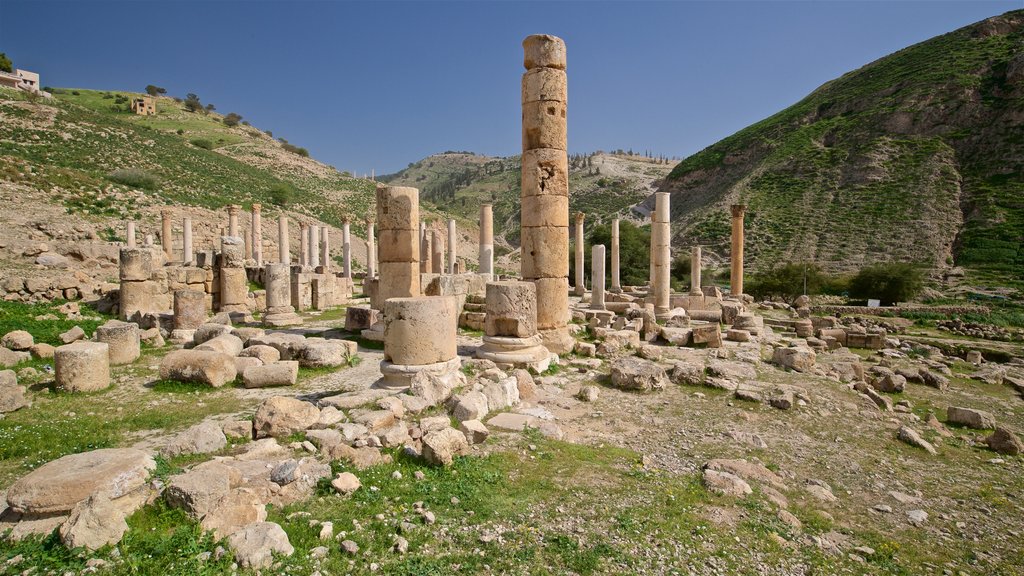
[
  {"xmin": 848, "ymin": 263, "xmax": 925, "ymax": 305},
  {"xmin": 223, "ymin": 112, "xmax": 242, "ymax": 127},
  {"xmin": 190, "ymin": 138, "xmax": 214, "ymax": 150},
  {"xmin": 746, "ymin": 262, "xmax": 828, "ymax": 303},
  {"xmin": 176, "ymin": 128, "xmax": 184, "ymax": 135},
  {"xmin": 107, "ymin": 168, "xmax": 159, "ymax": 191},
  {"xmin": 0, "ymin": 53, "xmax": 11, "ymax": 74},
  {"xmin": 183, "ymin": 93, "xmax": 203, "ymax": 113},
  {"xmin": 268, "ymin": 183, "xmax": 296, "ymax": 207},
  {"xmin": 145, "ymin": 85, "xmax": 166, "ymax": 97},
  {"xmin": 281, "ymin": 142, "xmax": 309, "ymax": 157}
]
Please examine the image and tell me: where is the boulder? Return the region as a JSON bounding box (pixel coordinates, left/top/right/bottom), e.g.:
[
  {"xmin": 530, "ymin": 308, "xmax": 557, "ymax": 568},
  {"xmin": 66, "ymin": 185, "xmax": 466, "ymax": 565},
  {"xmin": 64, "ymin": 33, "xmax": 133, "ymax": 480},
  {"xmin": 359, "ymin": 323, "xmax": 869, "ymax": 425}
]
[
  {"xmin": 238, "ymin": 344, "xmax": 281, "ymax": 364},
  {"xmin": 193, "ymin": 323, "xmax": 233, "ymax": 345},
  {"xmin": 0, "ymin": 370, "xmax": 27, "ymax": 413},
  {"xmin": 481, "ymin": 377, "xmax": 520, "ymax": 412},
  {"xmin": 458, "ymin": 420, "xmax": 489, "ymax": 444},
  {"xmin": 58, "ymin": 493, "xmax": 129, "ymax": 551},
  {"xmin": 194, "ymin": 334, "xmax": 244, "ymax": 357},
  {"xmin": 6, "ymin": 448, "xmax": 155, "ymax": 515},
  {"xmin": 869, "ymin": 367, "xmax": 906, "ymax": 393},
  {"xmin": 200, "ymin": 487, "xmax": 267, "ymax": 540},
  {"xmin": 408, "ymin": 370, "xmax": 462, "ymax": 406},
  {"xmin": 946, "ymin": 406, "xmax": 996, "ymax": 430},
  {"xmin": 610, "ymin": 356, "xmax": 668, "ymax": 391},
  {"xmin": 165, "ymin": 464, "xmax": 234, "ymax": 518},
  {"xmin": 295, "ymin": 338, "xmax": 356, "ymax": 368},
  {"xmin": 422, "ymin": 427, "xmax": 470, "ymax": 466},
  {"xmin": 227, "ymin": 522, "xmax": 294, "ymax": 569},
  {"xmin": 2, "ymin": 330, "xmax": 34, "ymax": 351},
  {"xmin": 59, "ymin": 325, "xmax": 86, "ymax": 344},
  {"xmin": 331, "ymin": 472, "xmax": 361, "ymax": 495},
  {"xmin": 160, "ymin": 421, "xmax": 228, "ymax": 457},
  {"xmin": 772, "ymin": 346, "xmax": 816, "ymax": 372},
  {"xmin": 897, "ymin": 426, "xmax": 937, "ymax": 455},
  {"xmin": 29, "ymin": 342, "xmax": 55, "ymax": 359},
  {"xmin": 253, "ymin": 396, "xmax": 320, "ymax": 438},
  {"xmin": 159, "ymin": 349, "xmax": 237, "ymax": 387},
  {"xmin": 0, "ymin": 346, "xmax": 22, "ymax": 368},
  {"xmin": 450, "ymin": 391, "xmax": 489, "ymax": 422},
  {"xmin": 702, "ymin": 469, "xmax": 752, "ymax": 497},
  {"xmin": 242, "ymin": 361, "xmax": 299, "ymax": 388},
  {"xmin": 985, "ymin": 427, "xmax": 1023, "ymax": 455}
]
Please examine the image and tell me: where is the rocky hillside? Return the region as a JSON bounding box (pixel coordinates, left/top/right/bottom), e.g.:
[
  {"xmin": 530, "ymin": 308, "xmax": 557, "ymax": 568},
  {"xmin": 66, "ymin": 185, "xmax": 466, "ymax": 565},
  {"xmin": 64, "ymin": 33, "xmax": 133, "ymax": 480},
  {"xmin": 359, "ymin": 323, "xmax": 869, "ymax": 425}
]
[
  {"xmin": 381, "ymin": 151, "xmax": 674, "ymax": 250},
  {"xmin": 659, "ymin": 10, "xmax": 1024, "ymax": 277}
]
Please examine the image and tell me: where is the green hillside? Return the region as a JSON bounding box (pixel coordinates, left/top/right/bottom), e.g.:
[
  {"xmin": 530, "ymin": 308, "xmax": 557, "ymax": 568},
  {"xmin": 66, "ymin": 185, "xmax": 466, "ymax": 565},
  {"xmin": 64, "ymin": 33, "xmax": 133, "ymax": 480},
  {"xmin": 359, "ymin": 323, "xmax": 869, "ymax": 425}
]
[
  {"xmin": 661, "ymin": 10, "xmax": 1024, "ymax": 278},
  {"xmin": 0, "ymin": 87, "xmax": 375, "ymax": 232}
]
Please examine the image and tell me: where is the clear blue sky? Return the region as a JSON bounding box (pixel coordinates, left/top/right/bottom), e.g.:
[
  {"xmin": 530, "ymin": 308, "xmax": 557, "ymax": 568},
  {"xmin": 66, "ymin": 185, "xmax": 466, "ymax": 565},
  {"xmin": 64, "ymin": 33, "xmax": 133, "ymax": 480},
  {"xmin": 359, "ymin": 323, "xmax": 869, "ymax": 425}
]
[{"xmin": 2, "ymin": 0, "xmax": 1018, "ymax": 175}]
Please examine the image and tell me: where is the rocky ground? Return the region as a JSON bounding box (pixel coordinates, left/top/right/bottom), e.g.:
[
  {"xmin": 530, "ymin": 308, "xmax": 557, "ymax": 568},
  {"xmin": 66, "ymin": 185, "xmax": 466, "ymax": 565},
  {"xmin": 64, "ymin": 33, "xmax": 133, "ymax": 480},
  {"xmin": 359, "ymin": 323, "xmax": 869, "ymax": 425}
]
[{"xmin": 0, "ymin": 296, "xmax": 1022, "ymax": 575}]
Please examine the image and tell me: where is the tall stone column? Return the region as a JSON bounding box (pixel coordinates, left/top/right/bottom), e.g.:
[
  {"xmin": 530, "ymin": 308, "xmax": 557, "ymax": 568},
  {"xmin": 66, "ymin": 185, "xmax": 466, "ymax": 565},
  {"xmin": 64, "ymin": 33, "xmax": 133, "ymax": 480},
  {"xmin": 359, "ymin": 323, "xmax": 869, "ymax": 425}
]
[
  {"xmin": 376, "ymin": 185, "xmax": 420, "ymax": 301},
  {"xmin": 690, "ymin": 245, "xmax": 702, "ymax": 295},
  {"xmin": 649, "ymin": 213, "xmax": 656, "ymax": 290},
  {"xmin": 730, "ymin": 204, "xmax": 746, "ymax": 297},
  {"xmin": 299, "ymin": 222, "xmax": 309, "ymax": 267},
  {"xmin": 479, "ymin": 204, "xmax": 494, "ymax": 278},
  {"xmin": 447, "ymin": 219, "xmax": 457, "ymax": 275},
  {"xmin": 228, "ymin": 205, "xmax": 240, "ymax": 238},
  {"xmin": 219, "ymin": 236, "xmax": 247, "ymax": 313},
  {"xmin": 161, "ymin": 210, "xmax": 173, "ymax": 261},
  {"xmin": 182, "ymin": 217, "xmax": 193, "ymax": 266},
  {"xmin": 263, "ymin": 263, "xmax": 300, "ymax": 326},
  {"xmin": 610, "ymin": 218, "xmax": 621, "ymax": 293},
  {"xmin": 431, "ymin": 228, "xmax": 443, "ymax": 274},
  {"xmin": 591, "ymin": 244, "xmax": 606, "ymax": 311},
  {"xmin": 319, "ymin": 226, "xmax": 331, "ymax": 273},
  {"xmin": 342, "ymin": 218, "xmax": 352, "ymax": 279},
  {"xmin": 366, "ymin": 218, "xmax": 376, "ymax": 279},
  {"xmin": 653, "ymin": 192, "xmax": 671, "ymax": 316},
  {"xmin": 573, "ymin": 212, "xmax": 585, "ymax": 296},
  {"xmin": 251, "ymin": 203, "xmax": 262, "ymax": 265},
  {"xmin": 278, "ymin": 215, "xmax": 290, "ymax": 264},
  {"xmin": 309, "ymin": 225, "xmax": 320, "ymax": 268},
  {"xmin": 521, "ymin": 34, "xmax": 572, "ymax": 354},
  {"xmin": 126, "ymin": 221, "xmax": 136, "ymax": 248},
  {"xmin": 420, "ymin": 222, "xmax": 432, "ymax": 274},
  {"xmin": 244, "ymin": 227, "xmax": 253, "ymax": 261}
]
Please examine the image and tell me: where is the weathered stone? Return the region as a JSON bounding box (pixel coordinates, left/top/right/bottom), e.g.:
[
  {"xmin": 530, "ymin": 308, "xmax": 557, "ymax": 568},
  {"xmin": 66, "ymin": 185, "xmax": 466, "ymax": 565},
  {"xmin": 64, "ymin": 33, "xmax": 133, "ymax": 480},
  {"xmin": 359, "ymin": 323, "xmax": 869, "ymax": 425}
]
[
  {"xmin": 95, "ymin": 320, "xmax": 140, "ymax": 365},
  {"xmin": 458, "ymin": 419, "xmax": 490, "ymax": 444},
  {"xmin": 239, "ymin": 344, "xmax": 281, "ymax": 364},
  {"xmin": 227, "ymin": 522, "xmax": 294, "ymax": 569},
  {"xmin": 2, "ymin": 330, "xmax": 33, "ymax": 350},
  {"xmin": 6, "ymin": 448, "xmax": 155, "ymax": 515},
  {"xmin": 481, "ymin": 377, "xmax": 520, "ymax": 412},
  {"xmin": 985, "ymin": 426, "xmax": 1023, "ymax": 455},
  {"xmin": 59, "ymin": 493, "xmax": 129, "ymax": 551},
  {"xmin": 772, "ymin": 346, "xmax": 816, "ymax": 372},
  {"xmin": 55, "ymin": 341, "xmax": 110, "ymax": 392},
  {"xmin": 195, "ymin": 333, "xmax": 244, "ymax": 357},
  {"xmin": 869, "ymin": 367, "xmax": 906, "ymax": 393},
  {"xmin": 165, "ymin": 465, "xmax": 233, "ymax": 518},
  {"xmin": 702, "ymin": 469, "xmax": 751, "ymax": 497},
  {"xmin": 59, "ymin": 325, "xmax": 86, "ymax": 344},
  {"xmin": 422, "ymin": 427, "xmax": 470, "ymax": 466},
  {"xmin": 670, "ymin": 361, "xmax": 705, "ymax": 386},
  {"xmin": 610, "ymin": 356, "xmax": 668, "ymax": 391},
  {"xmin": 897, "ymin": 426, "xmax": 937, "ymax": 455},
  {"xmin": 160, "ymin": 421, "xmax": 228, "ymax": 457},
  {"xmin": 242, "ymin": 361, "xmax": 299, "ymax": 388},
  {"xmin": 296, "ymin": 338, "xmax": 357, "ymax": 368},
  {"xmin": 200, "ymin": 487, "xmax": 267, "ymax": 540},
  {"xmin": 331, "ymin": 472, "xmax": 361, "ymax": 495},
  {"xmin": 451, "ymin": 390, "xmax": 489, "ymax": 422},
  {"xmin": 253, "ymin": 396, "xmax": 321, "ymax": 438},
  {"xmin": 159, "ymin": 349, "xmax": 237, "ymax": 387},
  {"xmin": 29, "ymin": 342, "xmax": 55, "ymax": 359},
  {"xmin": 946, "ymin": 406, "xmax": 996, "ymax": 430}
]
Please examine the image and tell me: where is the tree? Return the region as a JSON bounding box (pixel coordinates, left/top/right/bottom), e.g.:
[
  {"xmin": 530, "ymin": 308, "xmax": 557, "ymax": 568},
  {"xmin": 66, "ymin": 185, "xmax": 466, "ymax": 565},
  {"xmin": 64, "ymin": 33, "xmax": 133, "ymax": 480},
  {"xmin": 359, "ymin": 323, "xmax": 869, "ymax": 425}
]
[
  {"xmin": 848, "ymin": 263, "xmax": 924, "ymax": 305},
  {"xmin": 746, "ymin": 262, "xmax": 828, "ymax": 303},
  {"xmin": 223, "ymin": 112, "xmax": 243, "ymax": 127},
  {"xmin": 573, "ymin": 220, "xmax": 651, "ymax": 289},
  {"xmin": 205, "ymin": 103, "xmax": 216, "ymax": 112},
  {"xmin": 145, "ymin": 85, "xmax": 166, "ymax": 97},
  {"xmin": 183, "ymin": 93, "xmax": 203, "ymax": 113},
  {"xmin": 0, "ymin": 53, "xmax": 11, "ymax": 73}
]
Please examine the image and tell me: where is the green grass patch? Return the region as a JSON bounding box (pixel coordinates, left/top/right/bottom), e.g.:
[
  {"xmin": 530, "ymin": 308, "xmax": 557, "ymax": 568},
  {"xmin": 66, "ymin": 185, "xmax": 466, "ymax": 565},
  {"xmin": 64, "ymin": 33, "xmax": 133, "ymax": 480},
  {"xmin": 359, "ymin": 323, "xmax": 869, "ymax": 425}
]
[{"xmin": 0, "ymin": 300, "xmax": 111, "ymax": 346}]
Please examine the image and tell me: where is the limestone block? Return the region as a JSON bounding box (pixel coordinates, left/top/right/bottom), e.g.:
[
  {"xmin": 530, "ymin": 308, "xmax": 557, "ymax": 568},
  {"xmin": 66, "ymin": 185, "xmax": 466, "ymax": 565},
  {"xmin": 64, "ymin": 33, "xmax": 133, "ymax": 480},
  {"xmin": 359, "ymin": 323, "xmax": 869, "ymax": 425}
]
[
  {"xmin": 194, "ymin": 323, "xmax": 233, "ymax": 345},
  {"xmin": 520, "ymin": 226, "xmax": 569, "ymax": 279},
  {"xmin": 55, "ymin": 341, "xmax": 110, "ymax": 392},
  {"xmin": 234, "ymin": 356, "xmax": 262, "ymax": 376},
  {"xmin": 521, "ymin": 148, "xmax": 569, "ymax": 197},
  {"xmin": 243, "ymin": 361, "xmax": 299, "ymax": 388},
  {"xmin": 159, "ymin": 349, "xmax": 238, "ymax": 387},
  {"xmin": 533, "ymin": 277, "xmax": 570, "ymax": 330},
  {"xmin": 772, "ymin": 346, "xmax": 816, "ymax": 372},
  {"xmin": 220, "ymin": 268, "xmax": 248, "ymax": 306},
  {"xmin": 377, "ymin": 262, "xmax": 420, "ymax": 301},
  {"xmin": 377, "ymin": 229, "xmax": 419, "ymax": 263},
  {"xmin": 239, "ymin": 345, "xmax": 281, "ymax": 364},
  {"xmin": 119, "ymin": 248, "xmax": 152, "ymax": 281},
  {"xmin": 521, "ymin": 194, "xmax": 569, "ymax": 228},
  {"xmin": 819, "ymin": 328, "xmax": 847, "ymax": 346},
  {"xmin": 522, "ymin": 100, "xmax": 567, "ymax": 151},
  {"xmin": 485, "ymin": 281, "xmax": 537, "ymax": 338},
  {"xmin": 2, "ymin": 330, "xmax": 33, "ymax": 350},
  {"xmin": 174, "ymin": 286, "xmax": 205, "ymax": 327},
  {"xmin": 195, "ymin": 334, "xmax": 244, "ymax": 357},
  {"xmin": 946, "ymin": 406, "xmax": 996, "ymax": 430},
  {"xmin": 522, "ymin": 66, "xmax": 567, "ymax": 103},
  {"xmin": 295, "ymin": 338, "xmax": 357, "ymax": 368},
  {"xmin": 691, "ymin": 324, "xmax": 722, "ymax": 348},
  {"xmin": 383, "ymin": 297, "xmax": 457, "ymax": 366},
  {"xmin": 345, "ymin": 307, "xmax": 379, "ymax": 331},
  {"xmin": 253, "ymin": 396, "xmax": 320, "ymax": 438},
  {"xmin": 120, "ymin": 280, "xmax": 163, "ymax": 320},
  {"xmin": 523, "ymin": 34, "xmax": 566, "ymax": 70},
  {"xmin": 220, "ymin": 236, "xmax": 245, "ymax": 267},
  {"xmin": 94, "ymin": 320, "xmax": 140, "ymax": 365},
  {"xmin": 375, "ymin": 186, "xmax": 419, "ymax": 231}
]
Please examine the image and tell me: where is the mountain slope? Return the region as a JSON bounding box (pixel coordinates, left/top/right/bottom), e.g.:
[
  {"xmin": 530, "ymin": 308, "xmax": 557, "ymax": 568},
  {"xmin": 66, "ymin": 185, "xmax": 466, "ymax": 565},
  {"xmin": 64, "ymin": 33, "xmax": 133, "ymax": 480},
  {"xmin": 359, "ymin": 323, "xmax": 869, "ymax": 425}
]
[{"xmin": 659, "ymin": 10, "xmax": 1024, "ymax": 276}]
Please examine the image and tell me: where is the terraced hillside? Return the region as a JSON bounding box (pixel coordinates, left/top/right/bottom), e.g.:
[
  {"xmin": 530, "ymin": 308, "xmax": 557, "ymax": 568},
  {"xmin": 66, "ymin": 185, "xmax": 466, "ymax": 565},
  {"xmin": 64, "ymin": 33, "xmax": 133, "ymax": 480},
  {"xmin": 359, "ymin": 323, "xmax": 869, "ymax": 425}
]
[{"xmin": 659, "ymin": 10, "xmax": 1024, "ymax": 277}]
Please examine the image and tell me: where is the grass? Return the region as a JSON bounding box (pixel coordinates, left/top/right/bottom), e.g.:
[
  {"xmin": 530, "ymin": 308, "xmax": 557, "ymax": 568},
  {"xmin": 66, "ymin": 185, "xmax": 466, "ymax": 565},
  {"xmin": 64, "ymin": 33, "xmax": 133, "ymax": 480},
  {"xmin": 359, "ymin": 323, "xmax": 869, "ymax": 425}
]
[{"xmin": 0, "ymin": 300, "xmax": 111, "ymax": 346}]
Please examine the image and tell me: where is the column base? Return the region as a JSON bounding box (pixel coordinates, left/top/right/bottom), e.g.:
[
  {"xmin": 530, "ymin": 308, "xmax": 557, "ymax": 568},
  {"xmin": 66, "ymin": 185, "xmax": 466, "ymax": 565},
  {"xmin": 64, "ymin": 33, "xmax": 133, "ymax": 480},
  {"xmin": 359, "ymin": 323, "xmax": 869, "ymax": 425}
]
[
  {"xmin": 378, "ymin": 356, "xmax": 461, "ymax": 390},
  {"xmin": 263, "ymin": 307, "xmax": 302, "ymax": 327},
  {"xmin": 476, "ymin": 334, "xmax": 555, "ymax": 372},
  {"xmin": 538, "ymin": 326, "xmax": 575, "ymax": 355}
]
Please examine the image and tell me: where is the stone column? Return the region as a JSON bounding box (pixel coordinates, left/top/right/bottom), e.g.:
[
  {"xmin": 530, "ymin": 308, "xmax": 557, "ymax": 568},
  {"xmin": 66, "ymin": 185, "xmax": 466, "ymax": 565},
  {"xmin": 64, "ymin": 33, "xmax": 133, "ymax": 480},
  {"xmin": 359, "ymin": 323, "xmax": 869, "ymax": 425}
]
[
  {"xmin": 479, "ymin": 204, "xmax": 494, "ymax": 278},
  {"xmin": 376, "ymin": 185, "xmax": 420, "ymax": 302},
  {"xmin": 447, "ymin": 219, "xmax": 457, "ymax": 275},
  {"xmin": 126, "ymin": 221, "xmax": 136, "ymax": 248},
  {"xmin": 244, "ymin": 227, "xmax": 252, "ymax": 261},
  {"xmin": 263, "ymin": 263, "xmax": 300, "ymax": 326},
  {"xmin": 379, "ymin": 296, "xmax": 460, "ymax": 389},
  {"xmin": 649, "ymin": 213, "xmax": 656, "ymax": 290},
  {"xmin": 653, "ymin": 192, "xmax": 671, "ymax": 316},
  {"xmin": 182, "ymin": 217, "xmax": 193, "ymax": 265},
  {"xmin": 730, "ymin": 204, "xmax": 746, "ymax": 297},
  {"xmin": 161, "ymin": 210, "xmax": 173, "ymax": 261},
  {"xmin": 342, "ymin": 218, "xmax": 352, "ymax": 279},
  {"xmin": 320, "ymin": 226, "xmax": 330, "ymax": 273},
  {"xmin": 366, "ymin": 218, "xmax": 376, "ymax": 279},
  {"xmin": 420, "ymin": 222, "xmax": 432, "ymax": 274},
  {"xmin": 476, "ymin": 281, "xmax": 553, "ymax": 371},
  {"xmin": 573, "ymin": 212, "xmax": 585, "ymax": 296},
  {"xmin": 690, "ymin": 246, "xmax": 702, "ymax": 295},
  {"xmin": 118, "ymin": 248, "xmax": 153, "ymax": 321},
  {"xmin": 251, "ymin": 203, "xmax": 262, "ymax": 265},
  {"xmin": 278, "ymin": 214, "xmax": 290, "ymax": 264},
  {"xmin": 299, "ymin": 222, "xmax": 309, "ymax": 267},
  {"xmin": 309, "ymin": 225, "xmax": 320, "ymax": 268},
  {"xmin": 521, "ymin": 34, "xmax": 572, "ymax": 354},
  {"xmin": 431, "ymin": 228, "xmax": 443, "ymax": 274},
  {"xmin": 169, "ymin": 289, "xmax": 206, "ymax": 343},
  {"xmin": 610, "ymin": 218, "xmax": 621, "ymax": 293},
  {"xmin": 219, "ymin": 236, "xmax": 247, "ymax": 313},
  {"xmin": 591, "ymin": 244, "xmax": 606, "ymax": 311},
  {"xmin": 228, "ymin": 205, "xmax": 240, "ymax": 238}
]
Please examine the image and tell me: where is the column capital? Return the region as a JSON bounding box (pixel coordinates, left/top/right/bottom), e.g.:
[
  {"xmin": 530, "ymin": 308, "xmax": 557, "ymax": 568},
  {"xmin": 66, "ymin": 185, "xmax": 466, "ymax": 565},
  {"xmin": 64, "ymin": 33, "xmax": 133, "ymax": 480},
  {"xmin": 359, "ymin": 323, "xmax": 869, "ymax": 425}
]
[
  {"xmin": 575, "ymin": 211, "xmax": 585, "ymax": 225},
  {"xmin": 227, "ymin": 204, "xmax": 240, "ymax": 215},
  {"xmin": 160, "ymin": 209, "xmax": 172, "ymax": 218},
  {"xmin": 252, "ymin": 203, "xmax": 262, "ymax": 213},
  {"xmin": 730, "ymin": 204, "xmax": 746, "ymax": 218}
]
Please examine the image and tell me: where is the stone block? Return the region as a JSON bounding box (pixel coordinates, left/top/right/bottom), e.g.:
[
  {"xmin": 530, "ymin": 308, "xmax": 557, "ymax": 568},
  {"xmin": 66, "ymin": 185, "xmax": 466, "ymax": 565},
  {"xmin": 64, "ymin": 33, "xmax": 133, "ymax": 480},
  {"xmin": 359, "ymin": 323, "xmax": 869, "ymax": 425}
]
[
  {"xmin": 94, "ymin": 320, "xmax": 140, "ymax": 365},
  {"xmin": 243, "ymin": 361, "xmax": 299, "ymax": 388},
  {"xmin": 521, "ymin": 148, "xmax": 569, "ymax": 197},
  {"xmin": 383, "ymin": 297, "xmax": 457, "ymax": 365},
  {"xmin": 55, "ymin": 341, "xmax": 110, "ymax": 392},
  {"xmin": 523, "ymin": 34, "xmax": 566, "ymax": 70},
  {"xmin": 521, "ymin": 66, "xmax": 567, "ymax": 103},
  {"xmin": 485, "ymin": 281, "xmax": 537, "ymax": 338}
]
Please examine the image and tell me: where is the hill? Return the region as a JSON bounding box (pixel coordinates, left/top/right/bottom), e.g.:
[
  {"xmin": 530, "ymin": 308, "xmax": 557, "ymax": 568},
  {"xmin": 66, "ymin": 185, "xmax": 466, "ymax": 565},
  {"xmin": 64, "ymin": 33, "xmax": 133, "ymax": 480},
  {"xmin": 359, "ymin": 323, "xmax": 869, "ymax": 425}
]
[
  {"xmin": 381, "ymin": 151, "xmax": 674, "ymax": 253},
  {"xmin": 659, "ymin": 10, "xmax": 1024, "ymax": 278}
]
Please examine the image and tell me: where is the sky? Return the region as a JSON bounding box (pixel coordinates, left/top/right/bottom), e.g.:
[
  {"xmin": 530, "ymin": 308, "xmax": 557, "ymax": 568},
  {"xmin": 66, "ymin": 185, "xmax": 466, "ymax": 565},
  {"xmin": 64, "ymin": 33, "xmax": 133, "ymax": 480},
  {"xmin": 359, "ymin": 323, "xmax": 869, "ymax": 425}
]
[{"xmin": 1, "ymin": 0, "xmax": 1019, "ymax": 175}]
